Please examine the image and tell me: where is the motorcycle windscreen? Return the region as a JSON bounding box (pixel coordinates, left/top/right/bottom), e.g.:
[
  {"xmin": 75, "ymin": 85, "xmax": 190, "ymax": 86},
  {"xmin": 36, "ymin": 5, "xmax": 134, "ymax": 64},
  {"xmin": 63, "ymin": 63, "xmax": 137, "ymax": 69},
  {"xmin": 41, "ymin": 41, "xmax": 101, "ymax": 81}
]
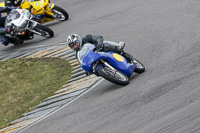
[
  {"xmin": 6, "ymin": 10, "xmax": 20, "ymax": 23},
  {"xmin": 77, "ymin": 43, "xmax": 95, "ymax": 64}
]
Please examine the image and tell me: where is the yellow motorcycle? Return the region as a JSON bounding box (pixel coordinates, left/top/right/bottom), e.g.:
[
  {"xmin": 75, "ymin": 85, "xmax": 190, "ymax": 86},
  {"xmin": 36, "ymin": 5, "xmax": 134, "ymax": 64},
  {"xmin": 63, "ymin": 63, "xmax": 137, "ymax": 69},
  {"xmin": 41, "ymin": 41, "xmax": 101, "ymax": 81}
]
[{"xmin": 0, "ymin": 0, "xmax": 69, "ymax": 24}]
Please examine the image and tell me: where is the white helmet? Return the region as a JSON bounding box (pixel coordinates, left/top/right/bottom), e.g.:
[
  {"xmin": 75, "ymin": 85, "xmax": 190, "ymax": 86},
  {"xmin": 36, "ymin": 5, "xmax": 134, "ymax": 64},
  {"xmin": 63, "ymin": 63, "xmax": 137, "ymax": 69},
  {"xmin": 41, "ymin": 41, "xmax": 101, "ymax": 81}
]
[{"xmin": 66, "ymin": 34, "xmax": 82, "ymax": 51}]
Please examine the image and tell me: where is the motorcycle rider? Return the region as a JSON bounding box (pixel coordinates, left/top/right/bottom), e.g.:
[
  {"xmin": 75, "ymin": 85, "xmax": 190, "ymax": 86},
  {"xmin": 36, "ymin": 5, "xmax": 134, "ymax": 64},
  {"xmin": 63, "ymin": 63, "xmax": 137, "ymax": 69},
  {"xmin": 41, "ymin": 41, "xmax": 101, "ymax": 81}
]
[
  {"xmin": 66, "ymin": 34, "xmax": 135, "ymax": 63},
  {"xmin": 0, "ymin": 6, "xmax": 13, "ymax": 46}
]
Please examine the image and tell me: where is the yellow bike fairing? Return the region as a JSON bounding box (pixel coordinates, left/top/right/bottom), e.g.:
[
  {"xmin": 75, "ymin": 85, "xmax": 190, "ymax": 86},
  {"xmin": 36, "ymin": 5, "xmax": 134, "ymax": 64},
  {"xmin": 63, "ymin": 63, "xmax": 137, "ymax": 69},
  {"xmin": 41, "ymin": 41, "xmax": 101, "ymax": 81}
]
[
  {"xmin": 0, "ymin": 2, "xmax": 5, "ymax": 7},
  {"xmin": 20, "ymin": 0, "xmax": 55, "ymax": 23}
]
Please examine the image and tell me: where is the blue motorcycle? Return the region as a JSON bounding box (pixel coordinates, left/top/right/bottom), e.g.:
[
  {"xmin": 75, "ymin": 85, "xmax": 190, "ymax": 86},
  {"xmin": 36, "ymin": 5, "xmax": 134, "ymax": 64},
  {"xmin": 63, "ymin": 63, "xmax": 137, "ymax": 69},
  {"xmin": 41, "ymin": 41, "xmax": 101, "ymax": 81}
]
[{"xmin": 77, "ymin": 43, "xmax": 145, "ymax": 85}]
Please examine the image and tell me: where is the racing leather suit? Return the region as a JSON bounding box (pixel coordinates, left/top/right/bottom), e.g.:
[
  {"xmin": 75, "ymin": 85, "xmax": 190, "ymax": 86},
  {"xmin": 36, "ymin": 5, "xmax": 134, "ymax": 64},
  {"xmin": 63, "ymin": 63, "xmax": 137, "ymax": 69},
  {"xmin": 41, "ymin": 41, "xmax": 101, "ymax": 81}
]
[{"xmin": 82, "ymin": 34, "xmax": 133, "ymax": 62}]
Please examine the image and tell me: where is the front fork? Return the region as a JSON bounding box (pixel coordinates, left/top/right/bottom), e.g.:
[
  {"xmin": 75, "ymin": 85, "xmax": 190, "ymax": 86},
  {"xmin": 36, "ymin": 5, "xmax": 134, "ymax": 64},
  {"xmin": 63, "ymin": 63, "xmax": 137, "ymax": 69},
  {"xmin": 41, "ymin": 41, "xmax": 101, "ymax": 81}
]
[
  {"xmin": 93, "ymin": 59, "xmax": 116, "ymax": 73},
  {"xmin": 26, "ymin": 20, "xmax": 42, "ymax": 36},
  {"xmin": 27, "ymin": 29, "xmax": 42, "ymax": 36}
]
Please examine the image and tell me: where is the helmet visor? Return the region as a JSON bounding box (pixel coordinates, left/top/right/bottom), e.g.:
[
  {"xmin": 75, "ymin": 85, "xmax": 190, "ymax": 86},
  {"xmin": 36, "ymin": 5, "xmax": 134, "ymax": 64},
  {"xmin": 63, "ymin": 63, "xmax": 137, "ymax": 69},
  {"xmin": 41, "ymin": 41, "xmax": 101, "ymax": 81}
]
[
  {"xmin": 68, "ymin": 41, "xmax": 80, "ymax": 51},
  {"xmin": 73, "ymin": 42, "xmax": 79, "ymax": 49}
]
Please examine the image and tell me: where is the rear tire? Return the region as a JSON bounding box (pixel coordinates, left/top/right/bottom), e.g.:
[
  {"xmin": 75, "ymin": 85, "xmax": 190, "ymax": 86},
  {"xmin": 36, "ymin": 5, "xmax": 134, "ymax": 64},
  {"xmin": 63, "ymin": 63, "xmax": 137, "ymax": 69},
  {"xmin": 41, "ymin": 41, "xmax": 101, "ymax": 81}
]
[
  {"xmin": 133, "ymin": 58, "xmax": 145, "ymax": 74},
  {"xmin": 13, "ymin": 39, "xmax": 24, "ymax": 45},
  {"xmin": 33, "ymin": 24, "xmax": 54, "ymax": 38},
  {"xmin": 52, "ymin": 5, "xmax": 69, "ymax": 21},
  {"xmin": 98, "ymin": 65, "xmax": 129, "ymax": 85}
]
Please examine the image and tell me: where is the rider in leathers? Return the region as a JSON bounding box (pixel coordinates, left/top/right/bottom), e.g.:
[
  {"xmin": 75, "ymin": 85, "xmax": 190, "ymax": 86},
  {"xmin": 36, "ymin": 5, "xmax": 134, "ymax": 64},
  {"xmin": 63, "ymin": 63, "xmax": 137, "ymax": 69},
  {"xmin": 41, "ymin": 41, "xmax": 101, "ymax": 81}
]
[{"xmin": 67, "ymin": 34, "xmax": 134, "ymax": 63}]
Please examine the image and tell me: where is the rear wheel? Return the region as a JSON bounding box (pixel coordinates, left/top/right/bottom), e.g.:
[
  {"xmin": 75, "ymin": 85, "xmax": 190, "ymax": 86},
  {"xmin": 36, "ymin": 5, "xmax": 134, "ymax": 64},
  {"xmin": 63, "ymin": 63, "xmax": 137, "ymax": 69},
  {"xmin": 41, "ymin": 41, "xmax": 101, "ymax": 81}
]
[
  {"xmin": 13, "ymin": 39, "xmax": 24, "ymax": 45},
  {"xmin": 133, "ymin": 58, "xmax": 145, "ymax": 74},
  {"xmin": 52, "ymin": 5, "xmax": 69, "ymax": 21},
  {"xmin": 8, "ymin": 38, "xmax": 24, "ymax": 46},
  {"xmin": 98, "ymin": 65, "xmax": 129, "ymax": 85},
  {"xmin": 33, "ymin": 24, "xmax": 54, "ymax": 38}
]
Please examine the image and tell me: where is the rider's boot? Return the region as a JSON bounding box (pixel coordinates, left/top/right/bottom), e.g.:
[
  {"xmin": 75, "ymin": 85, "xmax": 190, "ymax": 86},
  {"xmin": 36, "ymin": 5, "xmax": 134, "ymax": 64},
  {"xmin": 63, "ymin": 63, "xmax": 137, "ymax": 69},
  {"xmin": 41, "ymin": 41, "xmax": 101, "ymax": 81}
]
[
  {"xmin": 2, "ymin": 37, "xmax": 9, "ymax": 46},
  {"xmin": 123, "ymin": 52, "xmax": 135, "ymax": 63},
  {"xmin": 0, "ymin": 34, "xmax": 9, "ymax": 46},
  {"xmin": 104, "ymin": 44, "xmax": 134, "ymax": 63}
]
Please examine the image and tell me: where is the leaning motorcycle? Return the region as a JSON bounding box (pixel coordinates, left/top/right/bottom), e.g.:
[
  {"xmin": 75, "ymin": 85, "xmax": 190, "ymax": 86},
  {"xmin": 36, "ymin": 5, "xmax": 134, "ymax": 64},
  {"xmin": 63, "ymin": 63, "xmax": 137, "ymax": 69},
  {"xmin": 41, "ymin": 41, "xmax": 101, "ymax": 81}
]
[
  {"xmin": 1, "ymin": 8, "xmax": 54, "ymax": 45},
  {"xmin": 20, "ymin": 0, "xmax": 69, "ymax": 24},
  {"xmin": 77, "ymin": 42, "xmax": 145, "ymax": 85},
  {"xmin": 0, "ymin": 0, "xmax": 69, "ymax": 24}
]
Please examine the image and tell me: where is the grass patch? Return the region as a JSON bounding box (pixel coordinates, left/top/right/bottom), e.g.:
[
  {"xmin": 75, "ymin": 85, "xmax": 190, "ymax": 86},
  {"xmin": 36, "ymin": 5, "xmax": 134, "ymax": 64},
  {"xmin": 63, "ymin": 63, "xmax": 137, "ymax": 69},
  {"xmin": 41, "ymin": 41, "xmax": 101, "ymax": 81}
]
[{"xmin": 0, "ymin": 58, "xmax": 72, "ymax": 129}]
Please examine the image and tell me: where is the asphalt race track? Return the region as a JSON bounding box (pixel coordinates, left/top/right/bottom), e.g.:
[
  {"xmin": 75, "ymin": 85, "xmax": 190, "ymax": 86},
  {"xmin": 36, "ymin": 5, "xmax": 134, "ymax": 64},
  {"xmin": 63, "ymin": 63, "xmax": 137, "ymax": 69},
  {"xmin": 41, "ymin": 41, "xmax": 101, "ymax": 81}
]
[{"xmin": 1, "ymin": 0, "xmax": 200, "ymax": 133}]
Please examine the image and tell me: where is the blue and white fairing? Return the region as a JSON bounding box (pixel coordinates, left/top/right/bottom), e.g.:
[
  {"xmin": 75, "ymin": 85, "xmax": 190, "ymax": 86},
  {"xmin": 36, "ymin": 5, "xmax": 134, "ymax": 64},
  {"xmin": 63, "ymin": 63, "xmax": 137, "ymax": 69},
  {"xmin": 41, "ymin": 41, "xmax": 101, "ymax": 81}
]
[
  {"xmin": 77, "ymin": 43, "xmax": 136, "ymax": 78},
  {"xmin": 5, "ymin": 9, "xmax": 31, "ymax": 28}
]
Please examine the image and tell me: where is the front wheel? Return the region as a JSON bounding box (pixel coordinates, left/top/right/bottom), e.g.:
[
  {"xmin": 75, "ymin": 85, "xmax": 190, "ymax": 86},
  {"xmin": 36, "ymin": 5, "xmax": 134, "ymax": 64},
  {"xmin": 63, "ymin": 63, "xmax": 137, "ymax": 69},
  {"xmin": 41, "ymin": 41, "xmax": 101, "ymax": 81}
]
[
  {"xmin": 33, "ymin": 24, "xmax": 54, "ymax": 38},
  {"xmin": 98, "ymin": 65, "xmax": 129, "ymax": 85},
  {"xmin": 52, "ymin": 5, "xmax": 69, "ymax": 21}
]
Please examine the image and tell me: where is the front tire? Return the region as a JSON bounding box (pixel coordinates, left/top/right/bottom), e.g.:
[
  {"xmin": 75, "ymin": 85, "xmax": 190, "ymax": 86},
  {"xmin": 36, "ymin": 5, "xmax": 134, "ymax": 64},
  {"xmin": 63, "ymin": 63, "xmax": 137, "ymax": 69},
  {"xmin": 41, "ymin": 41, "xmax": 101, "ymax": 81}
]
[
  {"xmin": 52, "ymin": 5, "xmax": 69, "ymax": 21},
  {"xmin": 33, "ymin": 24, "xmax": 54, "ymax": 38},
  {"xmin": 98, "ymin": 65, "xmax": 129, "ymax": 85}
]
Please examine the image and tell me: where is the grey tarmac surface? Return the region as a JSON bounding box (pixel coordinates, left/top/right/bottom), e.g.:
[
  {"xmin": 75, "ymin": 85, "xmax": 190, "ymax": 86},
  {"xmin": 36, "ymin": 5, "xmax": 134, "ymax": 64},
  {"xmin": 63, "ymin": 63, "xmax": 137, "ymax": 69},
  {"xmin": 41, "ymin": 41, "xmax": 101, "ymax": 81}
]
[{"xmin": 2, "ymin": 0, "xmax": 200, "ymax": 133}]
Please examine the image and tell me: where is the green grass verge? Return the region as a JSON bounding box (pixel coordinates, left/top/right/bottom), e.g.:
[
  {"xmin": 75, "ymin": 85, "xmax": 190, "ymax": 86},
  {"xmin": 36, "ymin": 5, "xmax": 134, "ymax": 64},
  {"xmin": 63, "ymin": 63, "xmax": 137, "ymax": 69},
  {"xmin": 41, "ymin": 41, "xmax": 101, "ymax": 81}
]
[{"xmin": 0, "ymin": 58, "xmax": 72, "ymax": 129}]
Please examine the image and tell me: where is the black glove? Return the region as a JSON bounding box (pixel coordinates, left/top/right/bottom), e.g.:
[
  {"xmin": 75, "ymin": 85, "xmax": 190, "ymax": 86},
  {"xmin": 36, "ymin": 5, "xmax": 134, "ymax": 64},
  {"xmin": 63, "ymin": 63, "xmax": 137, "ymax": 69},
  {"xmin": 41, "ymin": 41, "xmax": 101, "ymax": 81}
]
[
  {"xmin": 118, "ymin": 47, "xmax": 124, "ymax": 54},
  {"xmin": 5, "ymin": 26, "xmax": 14, "ymax": 33},
  {"xmin": 96, "ymin": 44, "xmax": 104, "ymax": 52}
]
